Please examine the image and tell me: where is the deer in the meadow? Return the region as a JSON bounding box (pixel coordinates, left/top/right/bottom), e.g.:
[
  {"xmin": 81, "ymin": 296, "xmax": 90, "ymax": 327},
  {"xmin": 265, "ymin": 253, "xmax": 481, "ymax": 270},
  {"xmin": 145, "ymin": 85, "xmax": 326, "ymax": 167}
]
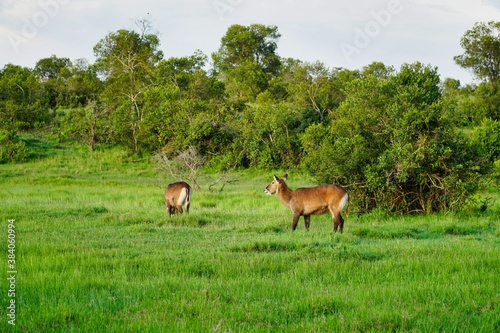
[
  {"xmin": 264, "ymin": 174, "xmax": 349, "ymax": 232},
  {"xmin": 164, "ymin": 182, "xmax": 192, "ymax": 217}
]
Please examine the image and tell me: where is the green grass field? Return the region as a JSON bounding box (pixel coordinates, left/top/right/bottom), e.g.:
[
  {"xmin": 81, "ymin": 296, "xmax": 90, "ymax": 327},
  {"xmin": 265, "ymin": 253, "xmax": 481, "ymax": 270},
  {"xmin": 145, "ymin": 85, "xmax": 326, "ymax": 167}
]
[{"xmin": 1, "ymin": 142, "xmax": 499, "ymax": 332}]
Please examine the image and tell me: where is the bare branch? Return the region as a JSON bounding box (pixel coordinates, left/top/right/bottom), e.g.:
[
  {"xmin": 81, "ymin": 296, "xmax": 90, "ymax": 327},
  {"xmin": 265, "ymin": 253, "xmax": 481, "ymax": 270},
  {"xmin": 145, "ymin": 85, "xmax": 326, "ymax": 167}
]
[{"xmin": 153, "ymin": 146, "xmax": 205, "ymax": 190}]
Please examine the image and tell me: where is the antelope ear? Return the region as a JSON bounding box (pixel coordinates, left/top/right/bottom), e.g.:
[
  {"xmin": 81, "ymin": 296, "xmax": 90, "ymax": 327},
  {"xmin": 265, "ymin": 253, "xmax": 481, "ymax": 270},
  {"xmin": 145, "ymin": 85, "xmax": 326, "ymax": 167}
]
[
  {"xmin": 282, "ymin": 174, "xmax": 288, "ymax": 180},
  {"xmin": 273, "ymin": 175, "xmax": 280, "ymax": 182}
]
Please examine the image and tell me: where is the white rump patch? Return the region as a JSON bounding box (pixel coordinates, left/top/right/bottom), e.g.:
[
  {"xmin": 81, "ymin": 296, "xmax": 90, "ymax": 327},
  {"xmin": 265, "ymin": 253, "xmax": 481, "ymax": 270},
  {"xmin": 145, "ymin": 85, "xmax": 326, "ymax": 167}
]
[
  {"xmin": 177, "ymin": 187, "xmax": 188, "ymax": 205},
  {"xmin": 339, "ymin": 193, "xmax": 349, "ymax": 211}
]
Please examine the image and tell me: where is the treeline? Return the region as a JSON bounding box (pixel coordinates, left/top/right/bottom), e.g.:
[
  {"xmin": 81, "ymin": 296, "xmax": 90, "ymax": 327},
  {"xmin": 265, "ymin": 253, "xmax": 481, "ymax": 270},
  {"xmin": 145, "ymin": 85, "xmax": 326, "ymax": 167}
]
[{"xmin": 1, "ymin": 22, "xmax": 499, "ymax": 213}]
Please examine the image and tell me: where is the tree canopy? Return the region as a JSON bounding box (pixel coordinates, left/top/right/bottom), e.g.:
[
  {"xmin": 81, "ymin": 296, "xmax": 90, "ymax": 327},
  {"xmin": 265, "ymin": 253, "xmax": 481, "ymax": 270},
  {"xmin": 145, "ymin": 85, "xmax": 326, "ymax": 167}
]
[
  {"xmin": 454, "ymin": 21, "xmax": 500, "ymax": 86},
  {"xmin": 1, "ymin": 21, "xmax": 499, "ymax": 214},
  {"xmin": 212, "ymin": 24, "xmax": 282, "ymax": 104}
]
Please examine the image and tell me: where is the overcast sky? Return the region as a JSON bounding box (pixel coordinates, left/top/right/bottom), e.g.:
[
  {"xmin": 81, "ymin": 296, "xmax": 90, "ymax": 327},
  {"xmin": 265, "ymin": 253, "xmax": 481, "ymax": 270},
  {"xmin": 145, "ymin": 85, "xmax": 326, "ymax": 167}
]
[{"xmin": 1, "ymin": 0, "xmax": 499, "ymax": 84}]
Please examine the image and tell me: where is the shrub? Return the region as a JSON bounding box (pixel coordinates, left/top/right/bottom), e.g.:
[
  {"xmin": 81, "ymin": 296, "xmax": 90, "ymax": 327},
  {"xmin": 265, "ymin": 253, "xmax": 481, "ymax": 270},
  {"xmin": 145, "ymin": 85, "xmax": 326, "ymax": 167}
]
[
  {"xmin": 0, "ymin": 131, "xmax": 29, "ymax": 163},
  {"xmin": 301, "ymin": 63, "xmax": 487, "ymax": 214}
]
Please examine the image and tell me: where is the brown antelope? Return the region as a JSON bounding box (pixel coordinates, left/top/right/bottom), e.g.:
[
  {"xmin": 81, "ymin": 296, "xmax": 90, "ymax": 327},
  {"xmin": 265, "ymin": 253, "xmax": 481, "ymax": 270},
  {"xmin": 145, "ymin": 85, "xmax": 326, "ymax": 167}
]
[
  {"xmin": 164, "ymin": 182, "xmax": 192, "ymax": 217},
  {"xmin": 264, "ymin": 174, "xmax": 349, "ymax": 232}
]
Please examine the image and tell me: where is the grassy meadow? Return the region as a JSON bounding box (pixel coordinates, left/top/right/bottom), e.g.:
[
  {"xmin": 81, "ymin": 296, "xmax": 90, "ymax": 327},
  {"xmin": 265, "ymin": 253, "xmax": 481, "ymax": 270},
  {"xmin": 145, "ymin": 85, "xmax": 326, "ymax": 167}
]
[{"xmin": 1, "ymin": 140, "xmax": 500, "ymax": 332}]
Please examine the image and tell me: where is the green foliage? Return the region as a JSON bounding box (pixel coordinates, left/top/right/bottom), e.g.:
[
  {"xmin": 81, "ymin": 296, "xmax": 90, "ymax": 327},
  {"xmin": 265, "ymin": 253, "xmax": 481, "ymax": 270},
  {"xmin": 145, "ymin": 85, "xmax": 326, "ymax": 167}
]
[
  {"xmin": 59, "ymin": 101, "xmax": 109, "ymax": 150},
  {"xmin": 454, "ymin": 21, "xmax": 500, "ymax": 84},
  {"xmin": 33, "ymin": 55, "xmax": 103, "ymax": 109},
  {"xmin": 473, "ymin": 118, "xmax": 500, "ymax": 163},
  {"xmin": 445, "ymin": 82, "xmax": 500, "ymax": 125},
  {"xmin": 302, "ymin": 63, "xmax": 487, "ymax": 213},
  {"xmin": 139, "ymin": 52, "xmax": 227, "ymax": 154},
  {"xmin": 472, "ymin": 118, "xmax": 500, "ymax": 186},
  {"xmin": 34, "ymin": 55, "xmax": 72, "ymax": 108},
  {"xmin": 212, "ymin": 24, "xmax": 282, "ymax": 103},
  {"xmin": 186, "ymin": 113, "xmax": 235, "ymax": 157},
  {"xmin": 64, "ymin": 59, "xmax": 103, "ymax": 107},
  {"xmin": 94, "ymin": 28, "xmax": 163, "ymax": 153},
  {"xmin": 283, "ymin": 60, "xmax": 347, "ymax": 122},
  {"xmin": 1, "ymin": 22, "xmax": 500, "ymax": 215},
  {"xmin": 0, "ymin": 64, "xmax": 51, "ymax": 131},
  {"xmin": 234, "ymin": 92, "xmax": 303, "ymax": 168},
  {"xmin": 0, "ymin": 130, "xmax": 29, "ymax": 163}
]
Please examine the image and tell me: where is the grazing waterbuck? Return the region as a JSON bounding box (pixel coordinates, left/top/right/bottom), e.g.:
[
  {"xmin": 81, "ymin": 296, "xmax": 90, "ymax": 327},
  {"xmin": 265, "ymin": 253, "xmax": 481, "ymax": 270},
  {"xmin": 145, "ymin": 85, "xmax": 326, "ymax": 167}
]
[
  {"xmin": 264, "ymin": 174, "xmax": 349, "ymax": 232},
  {"xmin": 164, "ymin": 182, "xmax": 192, "ymax": 217}
]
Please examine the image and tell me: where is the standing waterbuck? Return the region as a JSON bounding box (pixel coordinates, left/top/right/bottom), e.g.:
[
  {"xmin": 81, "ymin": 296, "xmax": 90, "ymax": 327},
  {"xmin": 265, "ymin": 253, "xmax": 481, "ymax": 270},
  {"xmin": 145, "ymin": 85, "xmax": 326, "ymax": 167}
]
[
  {"xmin": 264, "ymin": 174, "xmax": 349, "ymax": 232},
  {"xmin": 164, "ymin": 182, "xmax": 192, "ymax": 217}
]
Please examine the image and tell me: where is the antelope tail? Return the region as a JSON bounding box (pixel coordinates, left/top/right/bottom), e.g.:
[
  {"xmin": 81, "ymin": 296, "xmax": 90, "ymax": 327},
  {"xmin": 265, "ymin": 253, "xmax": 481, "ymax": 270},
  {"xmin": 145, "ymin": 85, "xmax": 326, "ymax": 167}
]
[{"xmin": 340, "ymin": 193, "xmax": 349, "ymax": 218}]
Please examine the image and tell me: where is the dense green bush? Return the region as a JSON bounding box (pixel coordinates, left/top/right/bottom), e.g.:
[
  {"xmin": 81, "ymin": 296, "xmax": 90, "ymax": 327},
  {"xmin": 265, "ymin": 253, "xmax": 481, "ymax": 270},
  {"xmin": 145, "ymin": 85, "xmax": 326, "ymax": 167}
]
[
  {"xmin": 301, "ymin": 63, "xmax": 488, "ymax": 213},
  {"xmin": 473, "ymin": 118, "xmax": 500, "ymax": 163},
  {"xmin": 0, "ymin": 131, "xmax": 29, "ymax": 163}
]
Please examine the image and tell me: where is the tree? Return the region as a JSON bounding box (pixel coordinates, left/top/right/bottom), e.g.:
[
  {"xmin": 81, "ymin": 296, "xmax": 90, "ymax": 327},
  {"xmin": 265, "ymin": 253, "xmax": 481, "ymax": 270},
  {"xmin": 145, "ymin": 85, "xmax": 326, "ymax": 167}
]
[
  {"xmin": 34, "ymin": 55, "xmax": 73, "ymax": 108},
  {"xmin": 0, "ymin": 64, "xmax": 49, "ymax": 131},
  {"xmin": 94, "ymin": 28, "xmax": 163, "ymax": 153},
  {"xmin": 34, "ymin": 55, "xmax": 71, "ymax": 81},
  {"xmin": 212, "ymin": 24, "xmax": 281, "ymax": 104},
  {"xmin": 454, "ymin": 21, "xmax": 500, "ymax": 86},
  {"xmin": 60, "ymin": 100, "xmax": 108, "ymax": 151},
  {"xmin": 32, "ymin": 56, "xmax": 102, "ymax": 109},
  {"xmin": 141, "ymin": 51, "xmax": 228, "ymax": 154},
  {"xmin": 236, "ymin": 91, "xmax": 302, "ymax": 168},
  {"xmin": 473, "ymin": 118, "xmax": 500, "ymax": 164},
  {"xmin": 65, "ymin": 59, "xmax": 103, "ymax": 107},
  {"xmin": 284, "ymin": 61, "xmax": 343, "ymax": 122}
]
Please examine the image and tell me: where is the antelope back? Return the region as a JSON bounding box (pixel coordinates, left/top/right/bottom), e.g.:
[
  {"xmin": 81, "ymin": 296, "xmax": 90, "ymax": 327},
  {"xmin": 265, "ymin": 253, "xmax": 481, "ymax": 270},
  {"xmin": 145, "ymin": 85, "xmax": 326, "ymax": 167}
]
[{"xmin": 165, "ymin": 182, "xmax": 191, "ymax": 205}]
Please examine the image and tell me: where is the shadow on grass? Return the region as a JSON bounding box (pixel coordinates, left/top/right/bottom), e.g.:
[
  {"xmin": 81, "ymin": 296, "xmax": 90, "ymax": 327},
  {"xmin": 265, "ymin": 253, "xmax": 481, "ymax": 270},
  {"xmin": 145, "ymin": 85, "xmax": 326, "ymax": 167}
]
[
  {"xmin": 23, "ymin": 137, "xmax": 67, "ymax": 160},
  {"xmin": 230, "ymin": 240, "xmax": 386, "ymax": 262},
  {"xmin": 352, "ymin": 223, "xmax": 488, "ymax": 240}
]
